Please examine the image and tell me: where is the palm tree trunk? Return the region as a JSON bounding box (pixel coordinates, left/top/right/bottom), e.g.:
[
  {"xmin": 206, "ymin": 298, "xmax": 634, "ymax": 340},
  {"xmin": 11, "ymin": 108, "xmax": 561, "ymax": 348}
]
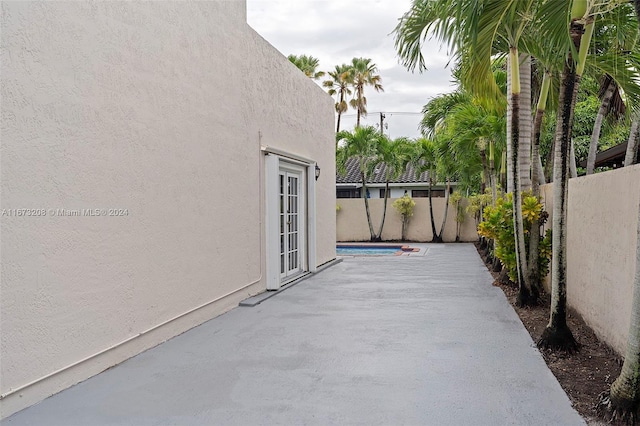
[
  {"xmin": 586, "ymin": 79, "xmax": 616, "ymax": 174},
  {"xmin": 625, "ymin": 117, "xmax": 639, "ymax": 167},
  {"xmin": 480, "ymin": 148, "xmax": 489, "ymax": 194},
  {"xmin": 438, "ymin": 179, "xmax": 451, "ymax": 241},
  {"xmin": 361, "ymin": 171, "xmax": 376, "ymax": 241},
  {"xmin": 570, "ymin": 139, "xmax": 578, "ymax": 178},
  {"xmin": 518, "ymin": 54, "xmax": 532, "ymax": 192},
  {"xmin": 376, "ymin": 174, "xmax": 391, "ymax": 242},
  {"xmin": 489, "ymin": 141, "xmax": 498, "ymax": 205},
  {"xmin": 508, "ymin": 47, "xmax": 533, "ymax": 307},
  {"xmin": 601, "ymin": 192, "xmax": 640, "ymax": 422},
  {"xmin": 428, "ymin": 178, "xmax": 439, "ymax": 242},
  {"xmin": 538, "ymin": 17, "xmax": 587, "ymax": 351},
  {"xmin": 527, "ymin": 71, "xmax": 551, "ymax": 296},
  {"xmin": 500, "ymin": 151, "xmax": 507, "ymax": 195},
  {"xmin": 545, "ymin": 140, "xmax": 555, "ymax": 183}
]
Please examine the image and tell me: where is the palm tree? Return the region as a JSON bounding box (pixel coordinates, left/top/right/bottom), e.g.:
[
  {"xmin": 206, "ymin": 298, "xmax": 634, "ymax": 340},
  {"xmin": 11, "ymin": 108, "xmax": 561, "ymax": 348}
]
[
  {"xmin": 537, "ymin": 0, "xmax": 594, "ymax": 351},
  {"xmin": 410, "ymin": 138, "xmax": 439, "ymax": 241},
  {"xmin": 625, "ymin": 115, "xmax": 639, "ymax": 166},
  {"xmin": 395, "ymin": 0, "xmax": 538, "ymax": 305},
  {"xmin": 287, "ymin": 54, "xmax": 325, "ymax": 80},
  {"xmin": 372, "ymin": 136, "xmax": 413, "ymax": 241},
  {"xmin": 323, "ymin": 64, "xmax": 353, "ymax": 133},
  {"xmin": 585, "ymin": 6, "xmax": 640, "ymax": 174},
  {"xmin": 586, "ymin": 75, "xmax": 622, "ymax": 174},
  {"xmin": 336, "ymin": 126, "xmax": 382, "ymax": 241},
  {"xmin": 349, "ymin": 58, "xmax": 384, "ymax": 127}
]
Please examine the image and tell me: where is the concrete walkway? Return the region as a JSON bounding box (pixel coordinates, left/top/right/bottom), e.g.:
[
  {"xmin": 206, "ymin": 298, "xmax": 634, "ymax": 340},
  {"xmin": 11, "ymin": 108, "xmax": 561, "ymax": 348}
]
[{"xmin": 6, "ymin": 244, "xmax": 584, "ymax": 425}]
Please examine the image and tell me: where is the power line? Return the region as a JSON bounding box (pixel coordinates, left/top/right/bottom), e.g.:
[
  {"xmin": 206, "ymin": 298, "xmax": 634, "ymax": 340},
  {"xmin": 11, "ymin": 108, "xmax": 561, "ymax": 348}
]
[{"xmin": 340, "ymin": 111, "xmax": 422, "ymax": 118}]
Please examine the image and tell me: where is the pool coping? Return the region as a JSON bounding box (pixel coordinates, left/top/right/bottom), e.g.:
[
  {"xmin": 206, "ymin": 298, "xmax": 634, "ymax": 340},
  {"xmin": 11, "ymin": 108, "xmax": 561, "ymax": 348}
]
[{"xmin": 336, "ymin": 243, "xmax": 426, "ymax": 257}]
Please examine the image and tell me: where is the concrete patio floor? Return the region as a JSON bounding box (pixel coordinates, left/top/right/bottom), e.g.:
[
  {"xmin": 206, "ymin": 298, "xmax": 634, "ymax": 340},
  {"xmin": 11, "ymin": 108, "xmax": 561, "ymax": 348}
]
[{"xmin": 5, "ymin": 243, "xmax": 584, "ymax": 425}]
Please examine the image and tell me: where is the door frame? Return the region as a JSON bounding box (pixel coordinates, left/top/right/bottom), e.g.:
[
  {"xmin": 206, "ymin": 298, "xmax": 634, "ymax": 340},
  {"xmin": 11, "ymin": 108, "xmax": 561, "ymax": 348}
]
[{"xmin": 264, "ymin": 148, "xmax": 317, "ymax": 290}]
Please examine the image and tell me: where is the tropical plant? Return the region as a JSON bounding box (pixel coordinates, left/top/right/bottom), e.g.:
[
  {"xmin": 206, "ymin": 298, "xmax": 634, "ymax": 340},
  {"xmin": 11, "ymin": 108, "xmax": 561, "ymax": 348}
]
[
  {"xmin": 349, "ymin": 57, "xmax": 384, "ymax": 127},
  {"xmin": 336, "ymin": 126, "xmax": 382, "ymax": 241},
  {"xmin": 372, "ymin": 136, "xmax": 413, "ymax": 241},
  {"xmin": 392, "ymin": 195, "xmax": 416, "ymax": 241},
  {"xmin": 287, "ymin": 54, "xmax": 325, "ymax": 80},
  {"xmin": 323, "ymin": 64, "xmax": 353, "ymax": 133},
  {"xmin": 410, "ymin": 137, "xmax": 449, "ymax": 242},
  {"xmin": 478, "ymin": 193, "xmax": 552, "ymax": 289},
  {"xmin": 450, "ymin": 190, "xmax": 465, "ymax": 242},
  {"xmin": 394, "ymin": 0, "xmax": 538, "ymax": 305}
]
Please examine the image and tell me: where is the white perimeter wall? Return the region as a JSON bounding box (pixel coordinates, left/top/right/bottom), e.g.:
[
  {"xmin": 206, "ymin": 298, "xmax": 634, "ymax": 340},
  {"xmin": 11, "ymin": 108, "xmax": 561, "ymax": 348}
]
[
  {"xmin": 1, "ymin": 1, "xmax": 335, "ymax": 417},
  {"xmin": 539, "ymin": 165, "xmax": 640, "ymax": 356},
  {"xmin": 336, "ymin": 198, "xmax": 479, "ymax": 242}
]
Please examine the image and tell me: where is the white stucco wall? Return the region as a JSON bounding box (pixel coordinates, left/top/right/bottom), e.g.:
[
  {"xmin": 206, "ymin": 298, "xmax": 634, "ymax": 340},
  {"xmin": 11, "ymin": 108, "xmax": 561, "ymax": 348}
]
[
  {"xmin": 538, "ymin": 167, "xmax": 639, "ymax": 356},
  {"xmin": 336, "ymin": 198, "xmax": 479, "ymax": 242},
  {"xmin": 1, "ymin": 0, "xmax": 334, "ymax": 417},
  {"xmin": 566, "ymin": 165, "xmax": 640, "ymax": 356}
]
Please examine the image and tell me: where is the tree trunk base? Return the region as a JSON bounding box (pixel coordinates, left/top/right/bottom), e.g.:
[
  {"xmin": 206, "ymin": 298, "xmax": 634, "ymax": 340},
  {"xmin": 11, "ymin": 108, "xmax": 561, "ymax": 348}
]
[
  {"xmin": 516, "ymin": 285, "xmax": 539, "ymax": 308},
  {"xmin": 597, "ymin": 389, "xmax": 638, "ymax": 425},
  {"xmin": 492, "ymin": 257, "xmax": 502, "ymax": 272},
  {"xmin": 497, "ymin": 269, "xmax": 515, "ymax": 287},
  {"xmin": 371, "ymin": 236, "xmax": 382, "ymax": 242},
  {"xmin": 538, "ymin": 324, "xmax": 579, "ymax": 353}
]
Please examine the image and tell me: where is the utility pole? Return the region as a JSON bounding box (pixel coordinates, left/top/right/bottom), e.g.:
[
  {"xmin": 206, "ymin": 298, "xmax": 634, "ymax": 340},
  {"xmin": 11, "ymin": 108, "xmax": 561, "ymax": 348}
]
[{"xmin": 379, "ymin": 112, "xmax": 386, "ymax": 135}]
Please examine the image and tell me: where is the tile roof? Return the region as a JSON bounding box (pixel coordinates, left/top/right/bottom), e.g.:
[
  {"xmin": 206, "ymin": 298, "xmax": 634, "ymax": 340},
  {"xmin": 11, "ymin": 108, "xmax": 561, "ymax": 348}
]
[{"xmin": 336, "ymin": 157, "xmax": 430, "ymax": 184}]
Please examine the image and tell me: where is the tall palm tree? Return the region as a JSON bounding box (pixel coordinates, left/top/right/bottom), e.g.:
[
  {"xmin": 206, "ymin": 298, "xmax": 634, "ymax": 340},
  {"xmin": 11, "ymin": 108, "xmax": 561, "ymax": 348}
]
[
  {"xmin": 349, "ymin": 58, "xmax": 384, "ymax": 127},
  {"xmin": 537, "ymin": 0, "xmax": 594, "ymax": 351},
  {"xmin": 336, "ymin": 126, "xmax": 382, "ymax": 241},
  {"xmin": 586, "ymin": 75, "xmax": 622, "ymax": 174},
  {"xmin": 323, "ymin": 64, "xmax": 353, "ymax": 133},
  {"xmin": 373, "ymin": 136, "xmax": 413, "ymax": 241},
  {"xmin": 287, "ymin": 54, "xmax": 325, "ymax": 80},
  {"xmin": 395, "ymin": 0, "xmax": 539, "ymax": 305}
]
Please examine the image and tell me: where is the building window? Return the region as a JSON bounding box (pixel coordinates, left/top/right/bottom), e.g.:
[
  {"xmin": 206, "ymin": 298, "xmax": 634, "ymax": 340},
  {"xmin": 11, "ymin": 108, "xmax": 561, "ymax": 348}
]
[
  {"xmin": 411, "ymin": 190, "xmax": 428, "ymax": 198},
  {"xmin": 336, "ymin": 189, "xmax": 361, "ymax": 199},
  {"xmin": 379, "ymin": 188, "xmax": 390, "ymax": 198}
]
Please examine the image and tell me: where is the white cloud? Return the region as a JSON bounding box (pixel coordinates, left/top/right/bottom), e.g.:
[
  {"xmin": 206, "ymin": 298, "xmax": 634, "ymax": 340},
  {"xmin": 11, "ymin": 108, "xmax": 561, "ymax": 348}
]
[{"xmin": 246, "ymin": 0, "xmax": 456, "ymax": 138}]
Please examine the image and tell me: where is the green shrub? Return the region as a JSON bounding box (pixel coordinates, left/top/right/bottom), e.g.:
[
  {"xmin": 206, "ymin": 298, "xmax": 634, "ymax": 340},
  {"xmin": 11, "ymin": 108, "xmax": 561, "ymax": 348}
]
[{"xmin": 478, "ymin": 192, "xmax": 551, "ymax": 283}]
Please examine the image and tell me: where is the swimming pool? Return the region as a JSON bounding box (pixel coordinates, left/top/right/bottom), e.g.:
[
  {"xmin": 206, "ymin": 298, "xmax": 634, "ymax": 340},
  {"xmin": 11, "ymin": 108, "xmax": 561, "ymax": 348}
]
[{"xmin": 336, "ymin": 244, "xmax": 418, "ymax": 256}]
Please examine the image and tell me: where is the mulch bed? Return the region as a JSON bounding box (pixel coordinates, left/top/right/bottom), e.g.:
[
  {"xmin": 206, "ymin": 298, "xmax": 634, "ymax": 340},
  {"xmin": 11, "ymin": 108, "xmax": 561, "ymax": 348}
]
[{"xmin": 475, "ymin": 243, "xmax": 625, "ymax": 425}]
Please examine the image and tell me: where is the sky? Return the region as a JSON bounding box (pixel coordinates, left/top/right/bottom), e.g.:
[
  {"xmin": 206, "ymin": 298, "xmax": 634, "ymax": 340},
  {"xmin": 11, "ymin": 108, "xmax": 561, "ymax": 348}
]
[{"xmin": 246, "ymin": 0, "xmax": 457, "ymax": 139}]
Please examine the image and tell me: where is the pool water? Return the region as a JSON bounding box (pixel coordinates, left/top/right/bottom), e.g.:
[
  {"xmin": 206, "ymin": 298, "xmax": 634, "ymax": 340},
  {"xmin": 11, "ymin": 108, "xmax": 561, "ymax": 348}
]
[{"xmin": 336, "ymin": 245, "xmax": 404, "ymax": 256}]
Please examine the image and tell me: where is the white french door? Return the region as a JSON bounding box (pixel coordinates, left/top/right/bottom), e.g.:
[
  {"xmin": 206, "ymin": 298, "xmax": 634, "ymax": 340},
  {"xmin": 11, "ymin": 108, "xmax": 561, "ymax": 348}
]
[{"xmin": 279, "ymin": 167, "xmax": 304, "ymax": 279}]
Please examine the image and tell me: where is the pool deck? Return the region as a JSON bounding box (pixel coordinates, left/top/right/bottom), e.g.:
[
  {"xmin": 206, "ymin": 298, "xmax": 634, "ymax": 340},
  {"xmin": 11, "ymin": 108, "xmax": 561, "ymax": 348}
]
[{"xmin": 5, "ymin": 243, "xmax": 584, "ymax": 425}]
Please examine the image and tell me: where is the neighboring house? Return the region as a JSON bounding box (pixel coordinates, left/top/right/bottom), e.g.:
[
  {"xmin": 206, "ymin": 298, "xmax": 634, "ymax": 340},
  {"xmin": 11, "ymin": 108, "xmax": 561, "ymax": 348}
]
[
  {"xmin": 1, "ymin": 1, "xmax": 335, "ymax": 418},
  {"xmin": 336, "ymin": 157, "xmax": 453, "ymax": 199},
  {"xmin": 578, "ymin": 141, "xmax": 638, "ymax": 170}
]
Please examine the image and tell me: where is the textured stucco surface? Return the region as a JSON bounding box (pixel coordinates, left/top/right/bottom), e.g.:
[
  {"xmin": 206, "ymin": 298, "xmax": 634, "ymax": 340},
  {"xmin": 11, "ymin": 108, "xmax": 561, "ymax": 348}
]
[
  {"xmin": 1, "ymin": 0, "xmax": 334, "ymax": 417},
  {"xmin": 5, "ymin": 245, "xmax": 583, "ymax": 425},
  {"xmin": 538, "ymin": 167, "xmax": 639, "ymax": 355},
  {"xmin": 566, "ymin": 165, "xmax": 640, "ymax": 355},
  {"xmin": 336, "ymin": 198, "xmax": 479, "ymax": 242}
]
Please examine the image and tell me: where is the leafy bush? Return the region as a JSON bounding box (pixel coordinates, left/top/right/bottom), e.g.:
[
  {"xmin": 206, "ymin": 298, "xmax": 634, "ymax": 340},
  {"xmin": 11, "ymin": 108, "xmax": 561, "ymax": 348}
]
[
  {"xmin": 393, "ymin": 195, "xmax": 416, "ymax": 241},
  {"xmin": 478, "ymin": 192, "xmax": 552, "ymax": 283}
]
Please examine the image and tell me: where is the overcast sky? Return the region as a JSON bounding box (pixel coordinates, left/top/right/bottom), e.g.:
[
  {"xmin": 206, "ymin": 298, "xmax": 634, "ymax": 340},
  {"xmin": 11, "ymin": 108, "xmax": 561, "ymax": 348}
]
[{"xmin": 246, "ymin": 0, "xmax": 457, "ymax": 139}]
